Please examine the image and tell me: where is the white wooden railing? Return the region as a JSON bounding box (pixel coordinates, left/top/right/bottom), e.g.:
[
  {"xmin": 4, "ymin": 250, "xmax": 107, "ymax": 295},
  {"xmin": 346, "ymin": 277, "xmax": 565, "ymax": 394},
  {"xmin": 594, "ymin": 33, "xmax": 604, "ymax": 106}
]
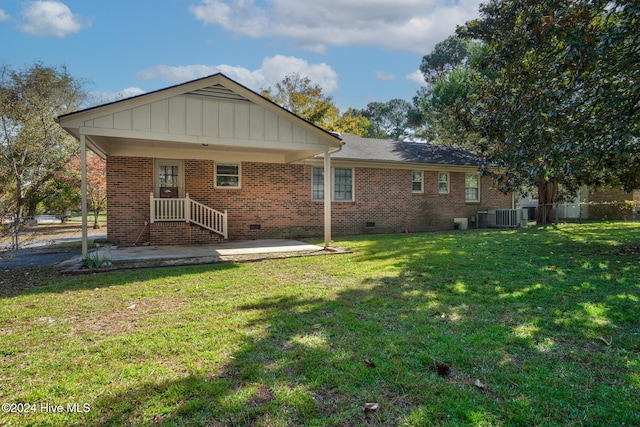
[{"xmin": 150, "ymin": 193, "xmax": 227, "ymax": 239}]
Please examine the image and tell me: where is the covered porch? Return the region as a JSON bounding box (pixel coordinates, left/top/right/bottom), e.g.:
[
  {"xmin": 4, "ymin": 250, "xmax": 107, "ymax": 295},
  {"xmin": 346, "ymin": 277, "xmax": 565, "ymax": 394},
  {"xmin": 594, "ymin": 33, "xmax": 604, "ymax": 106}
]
[{"xmin": 56, "ymin": 74, "xmax": 343, "ymax": 258}]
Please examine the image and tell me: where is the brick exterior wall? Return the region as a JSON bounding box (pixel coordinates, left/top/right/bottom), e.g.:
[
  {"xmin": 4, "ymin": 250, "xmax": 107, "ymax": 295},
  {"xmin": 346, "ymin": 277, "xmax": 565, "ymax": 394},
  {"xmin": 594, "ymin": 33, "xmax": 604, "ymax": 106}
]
[
  {"xmin": 106, "ymin": 156, "xmax": 513, "ymax": 245},
  {"xmin": 106, "ymin": 156, "xmax": 153, "ymax": 245}
]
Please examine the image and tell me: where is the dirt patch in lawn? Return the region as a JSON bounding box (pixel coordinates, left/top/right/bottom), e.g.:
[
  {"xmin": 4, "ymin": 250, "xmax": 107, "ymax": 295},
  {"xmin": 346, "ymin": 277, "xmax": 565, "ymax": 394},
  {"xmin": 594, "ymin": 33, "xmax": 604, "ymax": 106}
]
[
  {"xmin": 66, "ymin": 295, "xmax": 190, "ymax": 336},
  {"xmin": 618, "ymin": 244, "xmax": 640, "ymax": 255}
]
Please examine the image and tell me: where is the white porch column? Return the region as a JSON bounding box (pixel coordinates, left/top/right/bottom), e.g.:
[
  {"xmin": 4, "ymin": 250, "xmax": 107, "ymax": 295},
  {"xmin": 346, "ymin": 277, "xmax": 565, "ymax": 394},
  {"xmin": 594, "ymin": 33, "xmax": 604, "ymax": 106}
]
[
  {"xmin": 80, "ymin": 133, "xmax": 88, "ymax": 258},
  {"xmin": 323, "ymin": 149, "xmax": 332, "ymax": 248}
]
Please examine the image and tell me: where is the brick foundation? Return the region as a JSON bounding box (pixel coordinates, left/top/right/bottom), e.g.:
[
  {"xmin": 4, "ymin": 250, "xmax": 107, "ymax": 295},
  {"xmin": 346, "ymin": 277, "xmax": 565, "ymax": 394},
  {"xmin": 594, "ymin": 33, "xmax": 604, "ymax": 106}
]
[{"xmin": 106, "ymin": 156, "xmax": 513, "ymax": 245}]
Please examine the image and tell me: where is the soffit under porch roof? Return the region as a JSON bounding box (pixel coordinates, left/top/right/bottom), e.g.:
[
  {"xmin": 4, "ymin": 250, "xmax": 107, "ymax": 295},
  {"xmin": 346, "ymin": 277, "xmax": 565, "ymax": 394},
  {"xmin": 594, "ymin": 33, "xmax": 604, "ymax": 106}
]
[
  {"xmin": 56, "ymin": 74, "xmax": 342, "ymax": 163},
  {"xmin": 87, "ymin": 134, "xmax": 324, "ymax": 164}
]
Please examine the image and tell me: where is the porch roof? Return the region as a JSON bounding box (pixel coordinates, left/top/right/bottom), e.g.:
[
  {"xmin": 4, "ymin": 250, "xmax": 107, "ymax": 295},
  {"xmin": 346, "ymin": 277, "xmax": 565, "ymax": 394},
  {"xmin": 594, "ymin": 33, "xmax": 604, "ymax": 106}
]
[{"xmin": 56, "ymin": 74, "xmax": 342, "ymax": 163}]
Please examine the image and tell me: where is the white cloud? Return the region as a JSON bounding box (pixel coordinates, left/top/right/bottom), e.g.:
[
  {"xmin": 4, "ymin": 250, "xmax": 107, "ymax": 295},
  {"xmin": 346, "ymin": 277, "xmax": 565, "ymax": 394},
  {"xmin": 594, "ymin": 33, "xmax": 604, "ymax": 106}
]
[
  {"xmin": 261, "ymin": 55, "xmax": 339, "ymax": 93},
  {"xmin": 116, "ymin": 87, "xmax": 147, "ymax": 99},
  {"xmin": 188, "ymin": 0, "xmax": 482, "ymax": 53},
  {"xmin": 375, "ymin": 71, "xmax": 396, "ymax": 81},
  {"xmin": 406, "ymin": 70, "xmax": 427, "ymax": 86},
  {"xmin": 88, "ymin": 87, "xmax": 146, "ymax": 105},
  {"xmin": 0, "ymin": 9, "xmax": 10, "ymax": 22},
  {"xmin": 20, "ymin": 1, "xmax": 90, "ymax": 37},
  {"xmin": 136, "ymin": 55, "xmax": 339, "ymax": 94}
]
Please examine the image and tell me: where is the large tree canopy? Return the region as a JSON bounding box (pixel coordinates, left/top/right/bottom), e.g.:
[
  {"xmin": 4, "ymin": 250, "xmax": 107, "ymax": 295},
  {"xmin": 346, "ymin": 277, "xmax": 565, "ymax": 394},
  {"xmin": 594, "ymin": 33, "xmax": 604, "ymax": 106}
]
[
  {"xmin": 261, "ymin": 73, "xmax": 369, "ymax": 137},
  {"xmin": 458, "ymin": 0, "xmax": 640, "ymax": 220},
  {"xmin": 357, "ymin": 99, "xmax": 412, "ymax": 140},
  {"xmin": 0, "ymin": 63, "xmax": 86, "ymax": 219},
  {"xmin": 410, "ymin": 35, "xmax": 485, "ymax": 147}
]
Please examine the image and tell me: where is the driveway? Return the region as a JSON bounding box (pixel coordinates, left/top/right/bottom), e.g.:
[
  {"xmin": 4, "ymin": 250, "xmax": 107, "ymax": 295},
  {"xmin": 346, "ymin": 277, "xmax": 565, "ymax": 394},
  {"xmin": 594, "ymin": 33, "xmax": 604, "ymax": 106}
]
[
  {"xmin": 0, "ymin": 248, "xmax": 81, "ymax": 269},
  {"xmin": 0, "ymin": 226, "xmax": 105, "ymax": 269}
]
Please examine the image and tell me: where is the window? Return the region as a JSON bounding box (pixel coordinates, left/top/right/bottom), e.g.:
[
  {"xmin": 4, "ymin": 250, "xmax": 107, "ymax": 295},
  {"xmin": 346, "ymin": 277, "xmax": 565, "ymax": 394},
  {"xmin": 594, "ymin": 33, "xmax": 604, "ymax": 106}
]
[
  {"xmin": 312, "ymin": 167, "xmax": 353, "ymax": 201},
  {"xmin": 438, "ymin": 172, "xmax": 449, "ymax": 194},
  {"xmin": 154, "ymin": 159, "xmax": 183, "ymax": 198},
  {"xmin": 334, "ymin": 168, "xmax": 353, "ymax": 201},
  {"xmin": 215, "ymin": 163, "xmax": 240, "ymax": 188},
  {"xmin": 412, "ymin": 171, "xmax": 423, "ymax": 193},
  {"xmin": 465, "ymin": 173, "xmax": 480, "ymax": 202},
  {"xmin": 312, "ymin": 167, "xmax": 324, "ymax": 200},
  {"xmin": 159, "ymin": 165, "xmax": 179, "ymax": 198}
]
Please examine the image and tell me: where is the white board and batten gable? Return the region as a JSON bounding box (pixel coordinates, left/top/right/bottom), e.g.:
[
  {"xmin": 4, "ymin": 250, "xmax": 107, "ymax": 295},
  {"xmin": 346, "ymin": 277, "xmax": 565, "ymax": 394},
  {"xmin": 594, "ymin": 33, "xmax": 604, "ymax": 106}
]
[{"xmin": 57, "ymin": 74, "xmax": 342, "ymax": 163}]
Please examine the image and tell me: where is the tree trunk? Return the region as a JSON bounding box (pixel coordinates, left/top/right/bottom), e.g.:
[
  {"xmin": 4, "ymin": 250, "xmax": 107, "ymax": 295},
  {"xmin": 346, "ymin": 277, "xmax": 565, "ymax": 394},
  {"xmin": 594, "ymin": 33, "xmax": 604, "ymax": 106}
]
[
  {"xmin": 93, "ymin": 208, "xmax": 101, "ymax": 229},
  {"xmin": 536, "ymin": 181, "xmax": 558, "ymax": 225},
  {"xmin": 14, "ymin": 179, "xmax": 24, "ymax": 220},
  {"xmin": 12, "ymin": 181, "xmax": 25, "ymax": 251},
  {"xmin": 26, "ymin": 199, "xmax": 38, "ymax": 217}
]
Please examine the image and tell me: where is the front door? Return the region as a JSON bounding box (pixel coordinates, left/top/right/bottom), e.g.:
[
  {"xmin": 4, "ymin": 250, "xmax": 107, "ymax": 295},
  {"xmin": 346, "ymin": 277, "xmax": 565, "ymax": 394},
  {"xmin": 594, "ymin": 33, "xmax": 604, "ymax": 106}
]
[{"xmin": 156, "ymin": 160, "xmax": 183, "ymax": 198}]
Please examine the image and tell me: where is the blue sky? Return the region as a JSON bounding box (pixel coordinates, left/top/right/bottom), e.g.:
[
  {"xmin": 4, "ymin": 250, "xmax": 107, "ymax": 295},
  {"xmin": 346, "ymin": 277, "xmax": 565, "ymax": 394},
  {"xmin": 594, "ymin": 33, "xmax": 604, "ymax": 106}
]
[{"xmin": 0, "ymin": 0, "xmax": 482, "ymax": 110}]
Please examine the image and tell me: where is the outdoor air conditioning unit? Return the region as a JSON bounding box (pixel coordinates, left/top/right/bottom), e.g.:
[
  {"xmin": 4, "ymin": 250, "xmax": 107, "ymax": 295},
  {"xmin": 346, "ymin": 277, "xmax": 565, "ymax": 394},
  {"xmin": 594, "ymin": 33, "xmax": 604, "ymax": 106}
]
[{"xmin": 487, "ymin": 209, "xmax": 528, "ymax": 228}]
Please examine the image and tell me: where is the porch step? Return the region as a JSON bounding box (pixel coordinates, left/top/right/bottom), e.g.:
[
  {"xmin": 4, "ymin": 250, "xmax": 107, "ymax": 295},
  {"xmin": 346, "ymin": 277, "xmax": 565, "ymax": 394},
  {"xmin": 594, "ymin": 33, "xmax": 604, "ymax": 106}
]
[
  {"xmin": 149, "ymin": 221, "xmax": 226, "ymax": 245},
  {"xmin": 150, "ymin": 193, "xmax": 228, "ymax": 239}
]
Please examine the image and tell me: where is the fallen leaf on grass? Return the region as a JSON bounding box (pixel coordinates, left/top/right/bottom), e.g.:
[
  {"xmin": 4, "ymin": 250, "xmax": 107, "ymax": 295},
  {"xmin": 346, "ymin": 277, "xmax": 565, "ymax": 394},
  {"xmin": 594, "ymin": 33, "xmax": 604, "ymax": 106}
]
[
  {"xmin": 474, "ymin": 379, "xmax": 487, "ymax": 390},
  {"xmin": 363, "ymin": 402, "xmax": 379, "ymax": 411},
  {"xmin": 364, "ymin": 359, "xmax": 376, "ymax": 368},
  {"xmin": 311, "ymin": 323, "xmax": 322, "ymax": 329},
  {"xmin": 597, "ymin": 336, "xmax": 613, "ymax": 346}
]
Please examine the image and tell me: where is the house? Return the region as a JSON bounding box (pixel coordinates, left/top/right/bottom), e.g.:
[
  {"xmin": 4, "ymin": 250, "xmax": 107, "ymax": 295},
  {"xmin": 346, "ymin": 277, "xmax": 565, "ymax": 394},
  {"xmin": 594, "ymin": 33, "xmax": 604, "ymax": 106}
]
[
  {"xmin": 56, "ymin": 74, "xmax": 513, "ymax": 254},
  {"xmin": 320, "ymin": 134, "xmax": 512, "ymax": 232},
  {"xmin": 517, "ymin": 187, "xmax": 640, "ymax": 221}
]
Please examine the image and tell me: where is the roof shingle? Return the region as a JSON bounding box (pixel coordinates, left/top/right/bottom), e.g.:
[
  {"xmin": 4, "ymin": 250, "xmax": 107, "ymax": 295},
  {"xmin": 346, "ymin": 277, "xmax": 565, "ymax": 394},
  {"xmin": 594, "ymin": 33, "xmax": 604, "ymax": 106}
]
[{"xmin": 331, "ymin": 134, "xmax": 480, "ymax": 167}]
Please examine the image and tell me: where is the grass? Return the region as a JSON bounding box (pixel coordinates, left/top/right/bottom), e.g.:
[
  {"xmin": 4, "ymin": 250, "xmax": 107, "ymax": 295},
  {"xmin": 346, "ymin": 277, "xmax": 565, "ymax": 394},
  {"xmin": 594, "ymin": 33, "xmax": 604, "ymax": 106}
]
[
  {"xmin": 66, "ymin": 213, "xmax": 108, "ymax": 224},
  {"xmin": 0, "ymin": 222, "xmax": 638, "ymax": 426}
]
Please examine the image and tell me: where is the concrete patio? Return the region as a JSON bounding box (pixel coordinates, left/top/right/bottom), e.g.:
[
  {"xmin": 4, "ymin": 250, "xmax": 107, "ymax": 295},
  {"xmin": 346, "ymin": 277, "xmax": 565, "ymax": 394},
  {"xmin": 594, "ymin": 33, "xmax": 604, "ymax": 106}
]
[{"xmin": 58, "ymin": 239, "xmax": 341, "ymax": 273}]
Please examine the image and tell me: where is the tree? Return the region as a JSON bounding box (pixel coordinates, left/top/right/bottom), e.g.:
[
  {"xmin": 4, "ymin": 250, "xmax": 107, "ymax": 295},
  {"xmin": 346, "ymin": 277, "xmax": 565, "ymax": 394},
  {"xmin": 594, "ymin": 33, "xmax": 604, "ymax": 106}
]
[
  {"xmin": 410, "ymin": 35, "xmax": 484, "ymax": 147},
  {"xmin": 262, "ymin": 73, "xmax": 369, "ymax": 136},
  {"xmin": 261, "ymin": 74, "xmax": 336, "ymax": 128},
  {"xmin": 458, "ymin": 0, "xmax": 640, "ymax": 223},
  {"xmin": 358, "ymin": 99, "xmax": 411, "ymax": 140},
  {"xmin": 41, "ymin": 169, "xmax": 81, "ymax": 222},
  {"xmin": 0, "ymin": 63, "xmax": 86, "ymax": 222},
  {"xmin": 46, "ymin": 153, "xmax": 107, "ymax": 228},
  {"xmin": 419, "ymin": 35, "xmax": 476, "ymax": 84},
  {"xmin": 325, "ymin": 108, "xmax": 371, "ymax": 137},
  {"xmin": 72, "ymin": 153, "xmax": 107, "ymax": 229}
]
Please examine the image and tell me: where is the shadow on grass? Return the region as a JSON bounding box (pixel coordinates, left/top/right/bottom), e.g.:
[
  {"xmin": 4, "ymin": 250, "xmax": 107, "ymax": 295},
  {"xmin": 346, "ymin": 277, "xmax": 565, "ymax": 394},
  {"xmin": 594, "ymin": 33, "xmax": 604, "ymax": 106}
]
[
  {"xmin": 82, "ymin": 225, "xmax": 639, "ymax": 426},
  {"xmin": 0, "ymin": 262, "xmax": 240, "ymax": 299}
]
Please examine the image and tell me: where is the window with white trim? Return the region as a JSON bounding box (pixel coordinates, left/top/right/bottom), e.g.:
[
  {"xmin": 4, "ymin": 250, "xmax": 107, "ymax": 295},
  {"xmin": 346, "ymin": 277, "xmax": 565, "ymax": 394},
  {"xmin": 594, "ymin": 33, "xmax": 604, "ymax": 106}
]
[
  {"xmin": 154, "ymin": 159, "xmax": 184, "ymax": 198},
  {"xmin": 412, "ymin": 171, "xmax": 423, "ymax": 193},
  {"xmin": 312, "ymin": 167, "xmax": 324, "ymax": 200},
  {"xmin": 438, "ymin": 172, "xmax": 449, "ymax": 194},
  {"xmin": 465, "ymin": 173, "xmax": 480, "ymax": 202},
  {"xmin": 312, "ymin": 167, "xmax": 354, "ymax": 201},
  {"xmin": 215, "ymin": 163, "xmax": 240, "ymax": 188}
]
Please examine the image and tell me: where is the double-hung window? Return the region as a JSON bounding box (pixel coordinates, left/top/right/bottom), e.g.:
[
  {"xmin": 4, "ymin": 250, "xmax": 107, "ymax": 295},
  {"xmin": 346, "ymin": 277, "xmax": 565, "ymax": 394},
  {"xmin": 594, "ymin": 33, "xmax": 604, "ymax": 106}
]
[
  {"xmin": 312, "ymin": 167, "xmax": 353, "ymax": 201},
  {"xmin": 312, "ymin": 167, "xmax": 325, "ymax": 200},
  {"xmin": 438, "ymin": 172, "xmax": 449, "ymax": 194},
  {"xmin": 465, "ymin": 173, "xmax": 480, "ymax": 202},
  {"xmin": 412, "ymin": 171, "xmax": 423, "ymax": 193},
  {"xmin": 215, "ymin": 163, "xmax": 241, "ymax": 188}
]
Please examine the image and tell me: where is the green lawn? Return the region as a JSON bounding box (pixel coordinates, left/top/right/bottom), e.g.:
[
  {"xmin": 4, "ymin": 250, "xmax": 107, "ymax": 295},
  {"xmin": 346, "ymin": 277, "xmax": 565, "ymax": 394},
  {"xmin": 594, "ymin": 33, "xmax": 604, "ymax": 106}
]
[
  {"xmin": 66, "ymin": 212, "xmax": 108, "ymax": 225},
  {"xmin": 1, "ymin": 223, "xmax": 638, "ymax": 426}
]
